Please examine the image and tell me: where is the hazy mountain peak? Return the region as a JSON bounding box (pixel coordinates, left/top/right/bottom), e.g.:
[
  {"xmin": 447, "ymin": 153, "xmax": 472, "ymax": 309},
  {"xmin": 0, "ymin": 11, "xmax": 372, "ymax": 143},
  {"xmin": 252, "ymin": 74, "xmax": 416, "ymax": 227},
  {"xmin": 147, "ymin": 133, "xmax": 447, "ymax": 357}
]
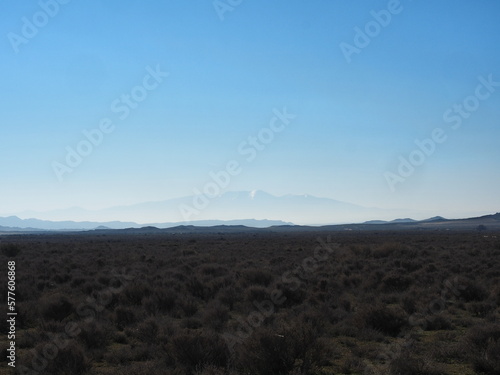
[
  {"xmin": 423, "ymin": 216, "xmax": 447, "ymax": 222},
  {"xmin": 248, "ymin": 190, "xmax": 268, "ymax": 199},
  {"xmin": 390, "ymin": 218, "xmax": 417, "ymax": 223}
]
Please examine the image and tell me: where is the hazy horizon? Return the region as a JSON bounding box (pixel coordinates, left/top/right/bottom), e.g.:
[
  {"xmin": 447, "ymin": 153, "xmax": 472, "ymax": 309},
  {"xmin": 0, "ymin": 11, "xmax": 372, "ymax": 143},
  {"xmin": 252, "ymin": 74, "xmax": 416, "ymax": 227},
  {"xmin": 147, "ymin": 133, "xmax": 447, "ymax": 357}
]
[
  {"xmin": 2, "ymin": 189, "xmax": 498, "ymax": 227},
  {"xmin": 2, "ymin": 1, "xmax": 500, "ymax": 223}
]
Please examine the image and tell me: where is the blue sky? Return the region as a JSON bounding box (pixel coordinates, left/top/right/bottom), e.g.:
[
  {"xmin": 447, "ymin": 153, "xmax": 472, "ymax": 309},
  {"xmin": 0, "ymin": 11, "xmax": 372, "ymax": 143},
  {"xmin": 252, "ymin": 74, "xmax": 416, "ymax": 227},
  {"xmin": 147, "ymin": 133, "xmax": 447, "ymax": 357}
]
[{"xmin": 1, "ymin": 0, "xmax": 500, "ymax": 221}]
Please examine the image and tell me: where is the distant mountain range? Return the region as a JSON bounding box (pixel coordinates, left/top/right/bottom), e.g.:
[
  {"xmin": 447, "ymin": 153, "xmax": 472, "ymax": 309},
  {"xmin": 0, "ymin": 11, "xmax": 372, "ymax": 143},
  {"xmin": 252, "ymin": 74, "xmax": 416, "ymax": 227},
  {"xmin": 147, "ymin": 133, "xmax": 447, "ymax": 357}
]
[
  {"xmin": 1, "ymin": 191, "xmax": 497, "ymax": 233},
  {"xmin": 362, "ymin": 216, "xmax": 448, "ymax": 224},
  {"xmin": 0, "ymin": 212, "xmax": 499, "ymax": 234},
  {"xmin": 10, "ymin": 190, "xmax": 430, "ymax": 227},
  {"xmin": 364, "ymin": 218, "xmax": 417, "ymax": 224},
  {"xmin": 0, "ymin": 217, "xmax": 291, "ymax": 232}
]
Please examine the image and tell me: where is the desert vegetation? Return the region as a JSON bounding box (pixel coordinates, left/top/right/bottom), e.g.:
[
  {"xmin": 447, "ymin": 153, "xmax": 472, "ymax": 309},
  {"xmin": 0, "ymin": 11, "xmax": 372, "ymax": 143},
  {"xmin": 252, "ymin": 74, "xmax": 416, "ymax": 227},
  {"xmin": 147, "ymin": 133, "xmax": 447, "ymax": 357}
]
[{"xmin": 1, "ymin": 230, "xmax": 500, "ymax": 374}]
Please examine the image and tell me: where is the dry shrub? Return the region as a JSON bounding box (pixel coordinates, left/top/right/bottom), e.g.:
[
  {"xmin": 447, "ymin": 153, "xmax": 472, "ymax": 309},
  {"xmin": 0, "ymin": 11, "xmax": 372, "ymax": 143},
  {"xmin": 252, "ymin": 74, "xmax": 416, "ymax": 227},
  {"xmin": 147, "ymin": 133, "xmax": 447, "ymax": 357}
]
[
  {"xmin": 154, "ymin": 288, "xmax": 178, "ymax": 312},
  {"xmin": 180, "ymin": 297, "xmax": 199, "ymax": 317},
  {"xmin": 26, "ymin": 341, "xmax": 91, "ymax": 375},
  {"xmin": 70, "ymin": 276, "xmax": 87, "ymax": 288},
  {"xmin": 39, "ymin": 293, "xmax": 74, "ymax": 322},
  {"xmin": 18, "ymin": 329, "xmax": 43, "ymax": 349},
  {"xmin": 246, "ymin": 286, "xmax": 270, "ymax": 302},
  {"xmin": 143, "ymin": 288, "xmax": 177, "ymax": 315},
  {"xmin": 181, "ymin": 317, "xmax": 203, "ymax": 330},
  {"xmin": 135, "ymin": 317, "xmax": 159, "ymax": 344},
  {"xmin": 467, "ymin": 301, "xmax": 496, "ymax": 317},
  {"xmin": 194, "ymin": 364, "xmax": 240, "ymax": 375},
  {"xmin": 115, "ymin": 361, "xmax": 167, "ymax": 375},
  {"xmin": 1, "ymin": 243, "xmax": 21, "ymax": 257},
  {"xmin": 382, "ymin": 270, "xmax": 413, "ymax": 291},
  {"xmin": 389, "ymin": 350, "xmax": 446, "ymax": 375},
  {"xmin": 170, "ymin": 332, "xmax": 230, "ymax": 370},
  {"xmin": 279, "ymin": 284, "xmax": 307, "ymax": 307},
  {"xmin": 402, "ymin": 294, "xmax": 418, "ymax": 314},
  {"xmin": 218, "ymin": 286, "xmax": 240, "ymax": 310},
  {"xmin": 362, "ymin": 304, "xmax": 408, "ymax": 337},
  {"xmin": 187, "ymin": 277, "xmax": 207, "ymax": 299},
  {"xmin": 463, "ymin": 324, "xmax": 500, "ymax": 374},
  {"xmin": 52, "ymin": 272, "xmax": 71, "ymax": 284},
  {"xmin": 79, "ymin": 320, "xmax": 112, "ymax": 349},
  {"xmin": 460, "ymin": 279, "xmax": 489, "ymax": 302},
  {"xmin": 103, "ymin": 345, "xmax": 133, "ymax": 365},
  {"xmin": 340, "ymin": 355, "xmax": 366, "ymax": 374},
  {"xmin": 124, "ymin": 282, "xmax": 151, "ymax": 305},
  {"xmin": 373, "ymin": 242, "xmax": 401, "ymax": 258},
  {"xmin": 425, "ymin": 314, "xmax": 453, "ymax": 331},
  {"xmin": 114, "ymin": 306, "xmax": 138, "ymax": 329},
  {"xmin": 236, "ymin": 318, "xmax": 328, "ymax": 375},
  {"xmin": 242, "ymin": 269, "xmax": 274, "ymax": 287},
  {"xmin": 203, "ymin": 303, "xmax": 230, "ymax": 331},
  {"xmin": 237, "ymin": 328, "xmax": 297, "ymax": 375},
  {"xmin": 200, "ymin": 263, "xmax": 228, "ymax": 277}
]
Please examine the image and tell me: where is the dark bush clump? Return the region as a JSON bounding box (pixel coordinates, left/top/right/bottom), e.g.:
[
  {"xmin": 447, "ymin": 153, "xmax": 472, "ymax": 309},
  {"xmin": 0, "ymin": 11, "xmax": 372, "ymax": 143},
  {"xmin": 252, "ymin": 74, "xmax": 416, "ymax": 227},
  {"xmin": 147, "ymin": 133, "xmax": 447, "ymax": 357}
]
[
  {"xmin": 170, "ymin": 332, "xmax": 230, "ymax": 370},
  {"xmin": 389, "ymin": 350, "xmax": 446, "ymax": 375},
  {"xmin": 124, "ymin": 282, "xmax": 151, "ymax": 305},
  {"xmin": 203, "ymin": 303, "xmax": 230, "ymax": 331},
  {"xmin": 153, "ymin": 288, "xmax": 177, "ymax": 312},
  {"xmin": 460, "ymin": 280, "xmax": 489, "ymax": 302},
  {"xmin": 39, "ymin": 294, "xmax": 74, "ymax": 322},
  {"xmin": 114, "ymin": 306, "xmax": 138, "ymax": 329},
  {"xmin": 180, "ymin": 298, "xmax": 199, "ymax": 317},
  {"xmin": 402, "ymin": 294, "xmax": 418, "ymax": 314},
  {"xmin": 467, "ymin": 301, "xmax": 496, "ymax": 317},
  {"xmin": 464, "ymin": 324, "xmax": 500, "ymax": 374},
  {"xmin": 218, "ymin": 286, "xmax": 240, "ymax": 310},
  {"xmin": 373, "ymin": 242, "xmax": 401, "ymax": 258},
  {"xmin": 78, "ymin": 321, "xmax": 111, "ymax": 349},
  {"xmin": 187, "ymin": 277, "xmax": 207, "ymax": 299},
  {"xmin": 181, "ymin": 317, "xmax": 203, "ymax": 330},
  {"xmin": 30, "ymin": 341, "xmax": 91, "ymax": 375},
  {"xmin": 425, "ymin": 314, "xmax": 453, "ymax": 331},
  {"xmin": 363, "ymin": 305, "xmax": 408, "ymax": 337},
  {"xmin": 242, "ymin": 269, "xmax": 274, "ymax": 287},
  {"xmin": 246, "ymin": 286, "xmax": 270, "ymax": 302},
  {"xmin": 382, "ymin": 271, "xmax": 413, "ymax": 291},
  {"xmin": 237, "ymin": 319, "xmax": 328, "ymax": 375},
  {"xmin": 135, "ymin": 318, "xmax": 159, "ymax": 344},
  {"xmin": 1, "ymin": 243, "xmax": 21, "ymax": 257}
]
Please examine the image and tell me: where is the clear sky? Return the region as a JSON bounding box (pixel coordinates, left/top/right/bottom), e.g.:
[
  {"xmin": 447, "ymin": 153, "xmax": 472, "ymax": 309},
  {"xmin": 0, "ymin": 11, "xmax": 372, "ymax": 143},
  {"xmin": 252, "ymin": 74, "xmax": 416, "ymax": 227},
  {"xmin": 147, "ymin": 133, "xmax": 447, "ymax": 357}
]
[{"xmin": 1, "ymin": 0, "xmax": 500, "ymax": 221}]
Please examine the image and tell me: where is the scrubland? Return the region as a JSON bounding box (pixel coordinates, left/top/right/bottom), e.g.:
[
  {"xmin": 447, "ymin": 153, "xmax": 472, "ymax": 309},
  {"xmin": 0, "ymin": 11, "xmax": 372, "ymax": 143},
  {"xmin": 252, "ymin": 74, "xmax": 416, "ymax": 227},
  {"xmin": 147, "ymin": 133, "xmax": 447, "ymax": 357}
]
[{"xmin": 1, "ymin": 230, "xmax": 500, "ymax": 374}]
